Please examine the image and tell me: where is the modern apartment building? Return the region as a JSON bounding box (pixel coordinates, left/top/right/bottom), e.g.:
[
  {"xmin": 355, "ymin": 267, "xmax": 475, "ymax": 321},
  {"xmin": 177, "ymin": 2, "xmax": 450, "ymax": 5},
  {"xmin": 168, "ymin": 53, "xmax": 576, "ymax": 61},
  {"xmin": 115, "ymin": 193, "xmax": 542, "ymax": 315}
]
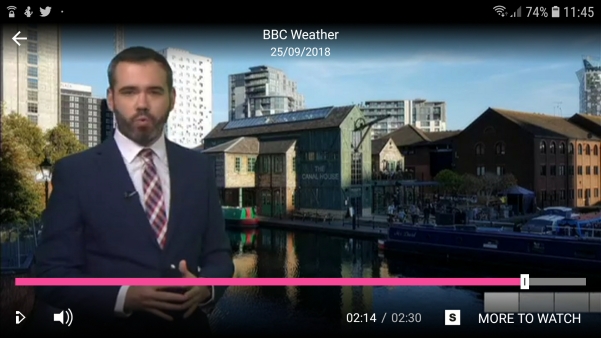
[
  {"xmin": 1, "ymin": 24, "xmax": 61, "ymax": 130},
  {"xmin": 577, "ymin": 56, "xmax": 601, "ymax": 116},
  {"xmin": 158, "ymin": 48, "xmax": 212, "ymax": 148},
  {"xmin": 228, "ymin": 66, "xmax": 305, "ymax": 120},
  {"xmin": 360, "ymin": 99, "xmax": 447, "ymax": 139},
  {"xmin": 100, "ymin": 99, "xmax": 115, "ymax": 143},
  {"xmin": 60, "ymin": 82, "xmax": 102, "ymax": 147}
]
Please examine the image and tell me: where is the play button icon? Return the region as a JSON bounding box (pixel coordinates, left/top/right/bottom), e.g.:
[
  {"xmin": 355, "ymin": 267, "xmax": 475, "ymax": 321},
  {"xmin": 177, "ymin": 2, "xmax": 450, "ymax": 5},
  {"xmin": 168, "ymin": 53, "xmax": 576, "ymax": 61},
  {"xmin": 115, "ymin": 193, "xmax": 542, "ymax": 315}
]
[{"xmin": 16, "ymin": 311, "xmax": 26, "ymax": 324}]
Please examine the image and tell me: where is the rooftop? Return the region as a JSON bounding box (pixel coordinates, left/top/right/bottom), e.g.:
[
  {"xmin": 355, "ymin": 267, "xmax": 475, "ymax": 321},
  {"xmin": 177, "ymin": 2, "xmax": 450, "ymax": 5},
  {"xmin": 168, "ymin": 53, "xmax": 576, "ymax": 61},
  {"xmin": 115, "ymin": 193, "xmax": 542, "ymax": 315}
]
[
  {"xmin": 491, "ymin": 108, "xmax": 598, "ymax": 140},
  {"xmin": 204, "ymin": 105, "xmax": 356, "ymax": 140}
]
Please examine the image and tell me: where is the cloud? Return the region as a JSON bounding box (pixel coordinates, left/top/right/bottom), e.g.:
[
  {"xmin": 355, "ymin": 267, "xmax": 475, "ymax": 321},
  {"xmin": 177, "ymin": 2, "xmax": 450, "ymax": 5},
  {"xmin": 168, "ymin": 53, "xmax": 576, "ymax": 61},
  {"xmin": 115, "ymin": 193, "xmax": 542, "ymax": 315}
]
[
  {"xmin": 289, "ymin": 52, "xmax": 482, "ymax": 79},
  {"xmin": 485, "ymin": 63, "xmax": 572, "ymax": 81}
]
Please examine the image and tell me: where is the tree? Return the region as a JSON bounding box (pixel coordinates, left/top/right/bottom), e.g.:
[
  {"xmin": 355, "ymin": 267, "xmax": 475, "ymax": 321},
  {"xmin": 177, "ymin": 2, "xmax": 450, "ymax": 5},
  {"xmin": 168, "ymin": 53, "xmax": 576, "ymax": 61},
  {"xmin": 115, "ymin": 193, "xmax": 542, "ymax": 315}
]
[
  {"xmin": 479, "ymin": 172, "xmax": 518, "ymax": 206},
  {"xmin": 434, "ymin": 169, "xmax": 463, "ymax": 196},
  {"xmin": 0, "ymin": 125, "xmax": 44, "ymax": 227},
  {"xmin": 45, "ymin": 123, "xmax": 87, "ymax": 164},
  {"xmin": 2, "ymin": 113, "xmax": 46, "ymax": 164},
  {"xmin": 459, "ymin": 173, "xmax": 483, "ymax": 196}
]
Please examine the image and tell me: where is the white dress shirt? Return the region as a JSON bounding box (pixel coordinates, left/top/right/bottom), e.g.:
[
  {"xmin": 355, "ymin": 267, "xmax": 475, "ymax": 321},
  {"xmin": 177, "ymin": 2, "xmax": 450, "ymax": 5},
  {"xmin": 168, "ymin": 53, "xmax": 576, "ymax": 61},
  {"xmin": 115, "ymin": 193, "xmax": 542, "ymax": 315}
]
[{"xmin": 112, "ymin": 128, "xmax": 213, "ymax": 316}]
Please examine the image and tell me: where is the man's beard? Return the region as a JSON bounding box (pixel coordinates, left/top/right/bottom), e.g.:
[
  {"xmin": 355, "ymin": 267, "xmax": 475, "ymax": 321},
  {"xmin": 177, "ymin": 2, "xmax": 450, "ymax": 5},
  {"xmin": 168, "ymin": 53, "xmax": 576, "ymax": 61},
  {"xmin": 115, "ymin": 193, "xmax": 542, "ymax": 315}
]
[{"xmin": 114, "ymin": 108, "xmax": 168, "ymax": 146}]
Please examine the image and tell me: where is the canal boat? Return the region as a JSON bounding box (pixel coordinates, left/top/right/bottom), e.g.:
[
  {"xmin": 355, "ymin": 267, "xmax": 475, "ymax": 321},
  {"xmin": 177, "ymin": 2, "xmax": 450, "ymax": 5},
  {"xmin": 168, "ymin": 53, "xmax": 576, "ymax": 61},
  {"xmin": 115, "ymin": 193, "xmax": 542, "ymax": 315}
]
[
  {"xmin": 222, "ymin": 206, "xmax": 259, "ymax": 229},
  {"xmin": 383, "ymin": 211, "xmax": 601, "ymax": 273}
]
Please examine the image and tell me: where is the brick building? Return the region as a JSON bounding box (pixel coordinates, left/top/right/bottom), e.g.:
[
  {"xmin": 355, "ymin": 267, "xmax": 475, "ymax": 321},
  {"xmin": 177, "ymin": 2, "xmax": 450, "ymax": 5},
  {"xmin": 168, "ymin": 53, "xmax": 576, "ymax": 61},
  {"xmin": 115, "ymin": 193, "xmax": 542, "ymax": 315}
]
[
  {"xmin": 454, "ymin": 108, "xmax": 601, "ymax": 208},
  {"xmin": 203, "ymin": 105, "xmax": 374, "ymax": 217}
]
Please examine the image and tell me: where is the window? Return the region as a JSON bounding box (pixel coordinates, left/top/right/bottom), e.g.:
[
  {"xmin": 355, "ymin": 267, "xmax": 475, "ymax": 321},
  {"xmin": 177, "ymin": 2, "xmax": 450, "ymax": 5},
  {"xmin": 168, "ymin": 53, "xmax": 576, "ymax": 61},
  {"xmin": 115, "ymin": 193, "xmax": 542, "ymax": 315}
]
[
  {"xmin": 568, "ymin": 165, "xmax": 574, "ymax": 175},
  {"xmin": 586, "ymin": 166, "xmax": 591, "ymax": 175},
  {"xmin": 27, "ymin": 90, "xmax": 37, "ymax": 101},
  {"xmin": 27, "ymin": 42, "xmax": 37, "ymax": 53},
  {"xmin": 247, "ymin": 158, "xmax": 256, "ymax": 172},
  {"xmin": 27, "ymin": 114, "xmax": 38, "ymax": 124},
  {"xmin": 292, "ymin": 157, "xmax": 296, "ymax": 171},
  {"xmin": 495, "ymin": 142, "xmax": 505, "ymax": 155},
  {"xmin": 261, "ymin": 156, "xmax": 271, "ymax": 173},
  {"xmin": 577, "ymin": 166, "xmax": 583, "ymax": 175},
  {"xmin": 549, "ymin": 142, "xmax": 556, "ymax": 154},
  {"xmin": 568, "ymin": 143, "xmax": 574, "ymax": 154},
  {"xmin": 540, "ymin": 141, "xmax": 546, "ymax": 153},
  {"xmin": 496, "ymin": 166, "xmax": 505, "ymax": 175},
  {"xmin": 559, "ymin": 142, "xmax": 565, "ymax": 154},
  {"xmin": 27, "ymin": 78, "xmax": 38, "ymax": 89},
  {"xmin": 578, "ymin": 144, "xmax": 582, "ymax": 154},
  {"xmin": 550, "ymin": 165, "xmax": 556, "ymax": 175},
  {"xmin": 558, "ymin": 165, "xmax": 565, "ymax": 175},
  {"xmin": 27, "ymin": 102, "xmax": 38, "ymax": 113},
  {"xmin": 27, "ymin": 30, "xmax": 37, "ymax": 40},
  {"xmin": 475, "ymin": 143, "xmax": 484, "ymax": 155},
  {"xmin": 27, "ymin": 66, "xmax": 38, "ymax": 77},
  {"xmin": 476, "ymin": 166, "xmax": 485, "ymax": 176},
  {"xmin": 274, "ymin": 156, "xmax": 283, "ymax": 173},
  {"xmin": 540, "ymin": 165, "xmax": 546, "ymax": 175},
  {"xmin": 586, "ymin": 144, "xmax": 591, "ymax": 155},
  {"xmin": 351, "ymin": 152, "xmax": 362, "ymax": 185},
  {"xmin": 27, "ymin": 54, "xmax": 38, "ymax": 65}
]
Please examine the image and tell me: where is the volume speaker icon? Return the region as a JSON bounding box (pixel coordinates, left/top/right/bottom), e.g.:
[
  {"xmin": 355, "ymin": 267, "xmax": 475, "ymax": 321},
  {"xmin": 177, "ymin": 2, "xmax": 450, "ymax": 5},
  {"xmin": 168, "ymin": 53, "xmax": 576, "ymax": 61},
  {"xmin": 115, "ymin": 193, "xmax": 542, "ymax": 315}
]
[{"xmin": 53, "ymin": 308, "xmax": 74, "ymax": 326}]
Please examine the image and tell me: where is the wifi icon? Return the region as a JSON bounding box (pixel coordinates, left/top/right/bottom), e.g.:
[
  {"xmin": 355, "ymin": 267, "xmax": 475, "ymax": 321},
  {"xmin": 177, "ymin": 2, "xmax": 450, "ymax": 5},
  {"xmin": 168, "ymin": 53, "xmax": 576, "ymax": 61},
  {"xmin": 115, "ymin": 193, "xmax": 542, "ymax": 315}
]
[
  {"xmin": 493, "ymin": 5, "xmax": 507, "ymax": 16},
  {"xmin": 7, "ymin": 6, "xmax": 16, "ymax": 18}
]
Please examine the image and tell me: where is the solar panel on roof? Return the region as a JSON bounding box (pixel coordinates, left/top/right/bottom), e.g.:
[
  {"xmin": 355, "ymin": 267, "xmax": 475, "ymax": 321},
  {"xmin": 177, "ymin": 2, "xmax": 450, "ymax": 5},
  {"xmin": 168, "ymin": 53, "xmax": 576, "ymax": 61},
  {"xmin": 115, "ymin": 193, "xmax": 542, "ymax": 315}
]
[{"xmin": 223, "ymin": 106, "xmax": 334, "ymax": 130}]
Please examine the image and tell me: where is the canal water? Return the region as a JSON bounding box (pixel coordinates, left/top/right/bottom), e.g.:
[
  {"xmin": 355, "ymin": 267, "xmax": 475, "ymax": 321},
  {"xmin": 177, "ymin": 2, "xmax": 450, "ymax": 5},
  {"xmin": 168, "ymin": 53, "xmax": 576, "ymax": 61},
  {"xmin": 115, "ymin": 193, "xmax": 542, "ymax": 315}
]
[{"xmin": 209, "ymin": 227, "xmax": 600, "ymax": 334}]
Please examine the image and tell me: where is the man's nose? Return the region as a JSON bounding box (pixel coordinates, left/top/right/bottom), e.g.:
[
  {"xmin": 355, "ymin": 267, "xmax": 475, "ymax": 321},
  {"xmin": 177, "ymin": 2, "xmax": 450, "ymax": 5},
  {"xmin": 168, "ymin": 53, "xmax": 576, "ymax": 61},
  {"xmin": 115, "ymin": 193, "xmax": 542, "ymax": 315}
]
[{"xmin": 135, "ymin": 93, "xmax": 150, "ymax": 109}]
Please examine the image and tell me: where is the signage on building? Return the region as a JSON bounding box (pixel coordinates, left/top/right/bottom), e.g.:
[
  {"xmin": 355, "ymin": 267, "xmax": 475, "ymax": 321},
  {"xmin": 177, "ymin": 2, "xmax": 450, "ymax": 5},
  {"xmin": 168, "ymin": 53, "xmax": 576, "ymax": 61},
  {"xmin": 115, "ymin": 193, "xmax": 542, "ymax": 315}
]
[
  {"xmin": 301, "ymin": 165, "xmax": 339, "ymax": 181},
  {"xmin": 60, "ymin": 82, "xmax": 93, "ymax": 94}
]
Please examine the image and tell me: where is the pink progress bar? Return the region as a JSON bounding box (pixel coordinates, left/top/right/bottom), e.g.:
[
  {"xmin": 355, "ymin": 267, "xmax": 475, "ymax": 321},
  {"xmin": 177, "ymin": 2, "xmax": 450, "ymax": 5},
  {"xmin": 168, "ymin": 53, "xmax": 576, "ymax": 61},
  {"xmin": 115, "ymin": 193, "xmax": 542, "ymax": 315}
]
[{"xmin": 16, "ymin": 278, "xmax": 521, "ymax": 287}]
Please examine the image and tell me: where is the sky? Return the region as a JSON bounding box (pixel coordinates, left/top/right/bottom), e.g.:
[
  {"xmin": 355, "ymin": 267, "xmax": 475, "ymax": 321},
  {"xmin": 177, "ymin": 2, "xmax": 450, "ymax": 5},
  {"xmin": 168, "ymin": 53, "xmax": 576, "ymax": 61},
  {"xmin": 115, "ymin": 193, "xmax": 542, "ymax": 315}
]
[{"xmin": 60, "ymin": 26, "xmax": 601, "ymax": 130}]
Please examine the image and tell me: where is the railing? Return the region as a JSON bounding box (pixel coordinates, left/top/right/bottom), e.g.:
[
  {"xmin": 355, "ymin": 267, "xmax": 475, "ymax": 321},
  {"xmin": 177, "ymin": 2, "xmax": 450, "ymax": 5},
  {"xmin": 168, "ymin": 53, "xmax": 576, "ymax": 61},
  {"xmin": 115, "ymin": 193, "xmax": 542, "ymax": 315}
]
[{"xmin": 473, "ymin": 221, "xmax": 601, "ymax": 241}]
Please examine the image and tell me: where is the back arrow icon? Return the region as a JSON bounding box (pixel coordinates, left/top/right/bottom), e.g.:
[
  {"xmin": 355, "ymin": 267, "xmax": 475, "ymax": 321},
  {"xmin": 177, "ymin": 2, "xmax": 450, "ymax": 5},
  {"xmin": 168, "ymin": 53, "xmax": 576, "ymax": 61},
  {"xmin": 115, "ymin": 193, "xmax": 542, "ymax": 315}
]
[
  {"xmin": 13, "ymin": 31, "xmax": 27, "ymax": 46},
  {"xmin": 16, "ymin": 311, "xmax": 26, "ymax": 324}
]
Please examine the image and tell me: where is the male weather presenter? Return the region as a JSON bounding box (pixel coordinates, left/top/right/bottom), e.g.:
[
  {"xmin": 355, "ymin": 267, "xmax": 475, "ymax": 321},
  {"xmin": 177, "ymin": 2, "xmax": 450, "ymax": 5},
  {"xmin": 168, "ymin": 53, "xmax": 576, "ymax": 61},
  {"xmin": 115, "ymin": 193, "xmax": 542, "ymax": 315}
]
[{"xmin": 34, "ymin": 46, "xmax": 234, "ymax": 334}]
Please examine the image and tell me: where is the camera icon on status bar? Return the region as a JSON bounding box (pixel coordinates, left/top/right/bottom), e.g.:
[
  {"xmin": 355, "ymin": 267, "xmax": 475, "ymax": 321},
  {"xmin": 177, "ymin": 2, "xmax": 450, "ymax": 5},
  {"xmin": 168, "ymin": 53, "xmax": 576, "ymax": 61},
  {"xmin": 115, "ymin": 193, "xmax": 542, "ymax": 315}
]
[{"xmin": 445, "ymin": 310, "xmax": 461, "ymax": 325}]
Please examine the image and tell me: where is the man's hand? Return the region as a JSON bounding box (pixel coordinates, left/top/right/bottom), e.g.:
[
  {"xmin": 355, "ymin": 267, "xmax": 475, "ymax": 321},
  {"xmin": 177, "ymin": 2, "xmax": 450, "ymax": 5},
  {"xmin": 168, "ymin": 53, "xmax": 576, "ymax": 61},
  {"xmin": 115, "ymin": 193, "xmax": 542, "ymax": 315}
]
[
  {"xmin": 123, "ymin": 286, "xmax": 188, "ymax": 321},
  {"xmin": 178, "ymin": 260, "xmax": 211, "ymax": 318}
]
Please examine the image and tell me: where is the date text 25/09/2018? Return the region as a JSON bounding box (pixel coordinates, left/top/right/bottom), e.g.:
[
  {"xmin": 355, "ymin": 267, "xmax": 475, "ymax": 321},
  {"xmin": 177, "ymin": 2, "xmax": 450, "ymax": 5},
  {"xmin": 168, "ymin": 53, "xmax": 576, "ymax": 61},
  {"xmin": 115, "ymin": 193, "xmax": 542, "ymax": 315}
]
[
  {"xmin": 346, "ymin": 313, "xmax": 422, "ymax": 323},
  {"xmin": 270, "ymin": 47, "xmax": 331, "ymax": 57}
]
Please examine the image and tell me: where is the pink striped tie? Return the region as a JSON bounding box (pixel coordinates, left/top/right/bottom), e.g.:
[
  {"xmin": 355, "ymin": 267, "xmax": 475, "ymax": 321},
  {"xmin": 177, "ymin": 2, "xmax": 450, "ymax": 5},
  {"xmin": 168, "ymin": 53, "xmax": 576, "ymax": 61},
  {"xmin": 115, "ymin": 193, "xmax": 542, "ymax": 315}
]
[{"xmin": 139, "ymin": 148, "xmax": 168, "ymax": 248}]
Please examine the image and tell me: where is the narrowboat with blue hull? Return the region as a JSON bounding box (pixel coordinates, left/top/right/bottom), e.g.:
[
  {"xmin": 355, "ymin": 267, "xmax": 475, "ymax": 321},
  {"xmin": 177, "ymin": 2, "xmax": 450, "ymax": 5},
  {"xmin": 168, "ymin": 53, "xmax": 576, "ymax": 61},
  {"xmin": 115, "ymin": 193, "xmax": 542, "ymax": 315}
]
[{"xmin": 383, "ymin": 221, "xmax": 601, "ymax": 273}]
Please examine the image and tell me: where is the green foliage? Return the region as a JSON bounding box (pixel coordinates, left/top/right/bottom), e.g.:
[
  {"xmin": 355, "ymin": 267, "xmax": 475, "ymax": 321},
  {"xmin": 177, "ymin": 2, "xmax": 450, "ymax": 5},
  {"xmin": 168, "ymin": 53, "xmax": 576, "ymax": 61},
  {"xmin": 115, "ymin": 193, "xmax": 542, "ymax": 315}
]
[
  {"xmin": 0, "ymin": 122, "xmax": 44, "ymax": 227},
  {"xmin": 0, "ymin": 111, "xmax": 88, "ymax": 227},
  {"xmin": 434, "ymin": 169, "xmax": 462, "ymax": 195},
  {"xmin": 45, "ymin": 123, "xmax": 87, "ymax": 164},
  {"xmin": 2, "ymin": 113, "xmax": 46, "ymax": 164}
]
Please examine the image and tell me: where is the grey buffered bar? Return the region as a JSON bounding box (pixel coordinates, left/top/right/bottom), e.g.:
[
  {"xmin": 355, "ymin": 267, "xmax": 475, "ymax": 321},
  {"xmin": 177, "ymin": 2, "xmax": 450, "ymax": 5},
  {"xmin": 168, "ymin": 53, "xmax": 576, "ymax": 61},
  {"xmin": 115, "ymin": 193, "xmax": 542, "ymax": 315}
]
[
  {"xmin": 529, "ymin": 278, "xmax": 586, "ymax": 286},
  {"xmin": 484, "ymin": 293, "xmax": 601, "ymax": 312}
]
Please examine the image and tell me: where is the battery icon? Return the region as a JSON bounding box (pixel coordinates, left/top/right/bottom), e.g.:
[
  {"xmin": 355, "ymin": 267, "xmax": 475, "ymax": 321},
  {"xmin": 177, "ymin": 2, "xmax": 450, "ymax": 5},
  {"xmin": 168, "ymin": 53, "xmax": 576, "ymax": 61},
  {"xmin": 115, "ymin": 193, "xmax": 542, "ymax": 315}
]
[{"xmin": 551, "ymin": 6, "xmax": 560, "ymax": 17}]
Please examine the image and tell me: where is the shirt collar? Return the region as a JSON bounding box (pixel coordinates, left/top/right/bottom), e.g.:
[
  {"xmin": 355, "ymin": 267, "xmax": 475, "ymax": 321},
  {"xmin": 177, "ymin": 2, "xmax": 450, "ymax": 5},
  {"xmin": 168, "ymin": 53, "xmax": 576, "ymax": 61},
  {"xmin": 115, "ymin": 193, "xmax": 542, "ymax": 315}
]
[{"xmin": 114, "ymin": 127, "xmax": 167, "ymax": 165}]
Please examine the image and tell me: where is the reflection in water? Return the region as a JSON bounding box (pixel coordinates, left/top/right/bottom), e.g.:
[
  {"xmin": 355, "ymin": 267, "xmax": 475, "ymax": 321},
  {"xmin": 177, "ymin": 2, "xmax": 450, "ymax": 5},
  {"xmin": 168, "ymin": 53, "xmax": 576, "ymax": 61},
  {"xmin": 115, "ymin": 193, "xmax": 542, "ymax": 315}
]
[
  {"xmin": 215, "ymin": 228, "xmax": 379, "ymax": 333},
  {"xmin": 212, "ymin": 228, "xmax": 600, "ymax": 334}
]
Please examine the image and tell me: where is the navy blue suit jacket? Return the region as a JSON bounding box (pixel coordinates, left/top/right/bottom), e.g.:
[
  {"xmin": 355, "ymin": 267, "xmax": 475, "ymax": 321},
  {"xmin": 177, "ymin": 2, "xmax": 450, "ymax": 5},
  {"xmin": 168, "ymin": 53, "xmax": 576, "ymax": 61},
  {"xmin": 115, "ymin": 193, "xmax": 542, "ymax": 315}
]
[{"xmin": 34, "ymin": 137, "xmax": 234, "ymax": 333}]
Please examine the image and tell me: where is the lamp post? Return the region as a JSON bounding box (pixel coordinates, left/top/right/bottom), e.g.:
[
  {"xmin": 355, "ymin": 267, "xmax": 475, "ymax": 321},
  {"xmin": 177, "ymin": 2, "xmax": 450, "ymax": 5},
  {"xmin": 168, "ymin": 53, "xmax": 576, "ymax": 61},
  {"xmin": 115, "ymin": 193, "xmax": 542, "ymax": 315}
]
[{"xmin": 39, "ymin": 157, "xmax": 52, "ymax": 207}]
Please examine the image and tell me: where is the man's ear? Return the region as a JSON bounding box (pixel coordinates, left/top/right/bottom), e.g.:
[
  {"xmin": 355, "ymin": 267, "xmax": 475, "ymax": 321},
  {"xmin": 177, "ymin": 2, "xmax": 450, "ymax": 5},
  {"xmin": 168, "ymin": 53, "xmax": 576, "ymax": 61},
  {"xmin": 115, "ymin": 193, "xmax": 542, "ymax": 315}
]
[
  {"xmin": 170, "ymin": 88, "xmax": 176, "ymax": 111},
  {"xmin": 107, "ymin": 87, "xmax": 115, "ymax": 111}
]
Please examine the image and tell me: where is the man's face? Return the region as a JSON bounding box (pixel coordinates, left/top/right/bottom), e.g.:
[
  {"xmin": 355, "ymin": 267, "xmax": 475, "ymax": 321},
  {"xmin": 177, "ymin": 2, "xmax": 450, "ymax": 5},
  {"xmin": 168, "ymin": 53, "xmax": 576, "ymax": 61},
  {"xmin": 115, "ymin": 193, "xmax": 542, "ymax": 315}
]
[{"xmin": 107, "ymin": 61, "xmax": 175, "ymax": 146}]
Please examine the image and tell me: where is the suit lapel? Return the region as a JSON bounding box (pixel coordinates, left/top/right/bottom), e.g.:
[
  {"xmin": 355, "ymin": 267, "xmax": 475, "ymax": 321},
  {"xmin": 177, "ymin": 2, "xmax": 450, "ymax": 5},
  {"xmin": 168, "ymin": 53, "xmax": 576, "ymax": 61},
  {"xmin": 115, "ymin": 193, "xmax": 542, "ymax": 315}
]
[
  {"xmin": 163, "ymin": 140, "xmax": 186, "ymax": 251},
  {"xmin": 95, "ymin": 138, "xmax": 162, "ymax": 251}
]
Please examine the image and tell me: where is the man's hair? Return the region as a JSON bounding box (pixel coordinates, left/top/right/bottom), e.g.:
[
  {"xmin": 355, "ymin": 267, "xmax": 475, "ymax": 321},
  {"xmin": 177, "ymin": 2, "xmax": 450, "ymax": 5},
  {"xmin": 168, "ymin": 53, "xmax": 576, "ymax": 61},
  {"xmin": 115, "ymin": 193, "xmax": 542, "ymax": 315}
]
[{"xmin": 107, "ymin": 46, "xmax": 173, "ymax": 90}]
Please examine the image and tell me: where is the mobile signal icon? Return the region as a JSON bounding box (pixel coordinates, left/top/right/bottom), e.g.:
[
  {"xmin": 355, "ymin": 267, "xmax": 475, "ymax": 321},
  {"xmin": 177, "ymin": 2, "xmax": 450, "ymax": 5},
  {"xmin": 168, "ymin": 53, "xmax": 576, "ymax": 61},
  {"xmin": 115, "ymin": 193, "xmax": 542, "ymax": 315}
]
[
  {"xmin": 493, "ymin": 5, "xmax": 507, "ymax": 16},
  {"xmin": 510, "ymin": 6, "xmax": 522, "ymax": 17}
]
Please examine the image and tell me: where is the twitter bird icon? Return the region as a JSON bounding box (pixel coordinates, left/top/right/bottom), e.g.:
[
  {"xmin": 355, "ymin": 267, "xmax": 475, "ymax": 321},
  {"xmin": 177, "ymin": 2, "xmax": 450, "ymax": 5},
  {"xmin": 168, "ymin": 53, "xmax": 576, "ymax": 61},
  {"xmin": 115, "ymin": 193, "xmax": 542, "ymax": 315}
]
[{"xmin": 40, "ymin": 7, "xmax": 51, "ymax": 17}]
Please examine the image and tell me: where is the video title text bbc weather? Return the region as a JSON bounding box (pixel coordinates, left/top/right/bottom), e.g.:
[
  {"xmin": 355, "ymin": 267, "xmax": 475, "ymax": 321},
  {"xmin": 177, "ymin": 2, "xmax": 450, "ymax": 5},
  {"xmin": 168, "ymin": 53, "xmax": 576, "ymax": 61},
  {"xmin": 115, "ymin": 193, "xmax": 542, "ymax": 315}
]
[{"xmin": 263, "ymin": 29, "xmax": 340, "ymax": 40}]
